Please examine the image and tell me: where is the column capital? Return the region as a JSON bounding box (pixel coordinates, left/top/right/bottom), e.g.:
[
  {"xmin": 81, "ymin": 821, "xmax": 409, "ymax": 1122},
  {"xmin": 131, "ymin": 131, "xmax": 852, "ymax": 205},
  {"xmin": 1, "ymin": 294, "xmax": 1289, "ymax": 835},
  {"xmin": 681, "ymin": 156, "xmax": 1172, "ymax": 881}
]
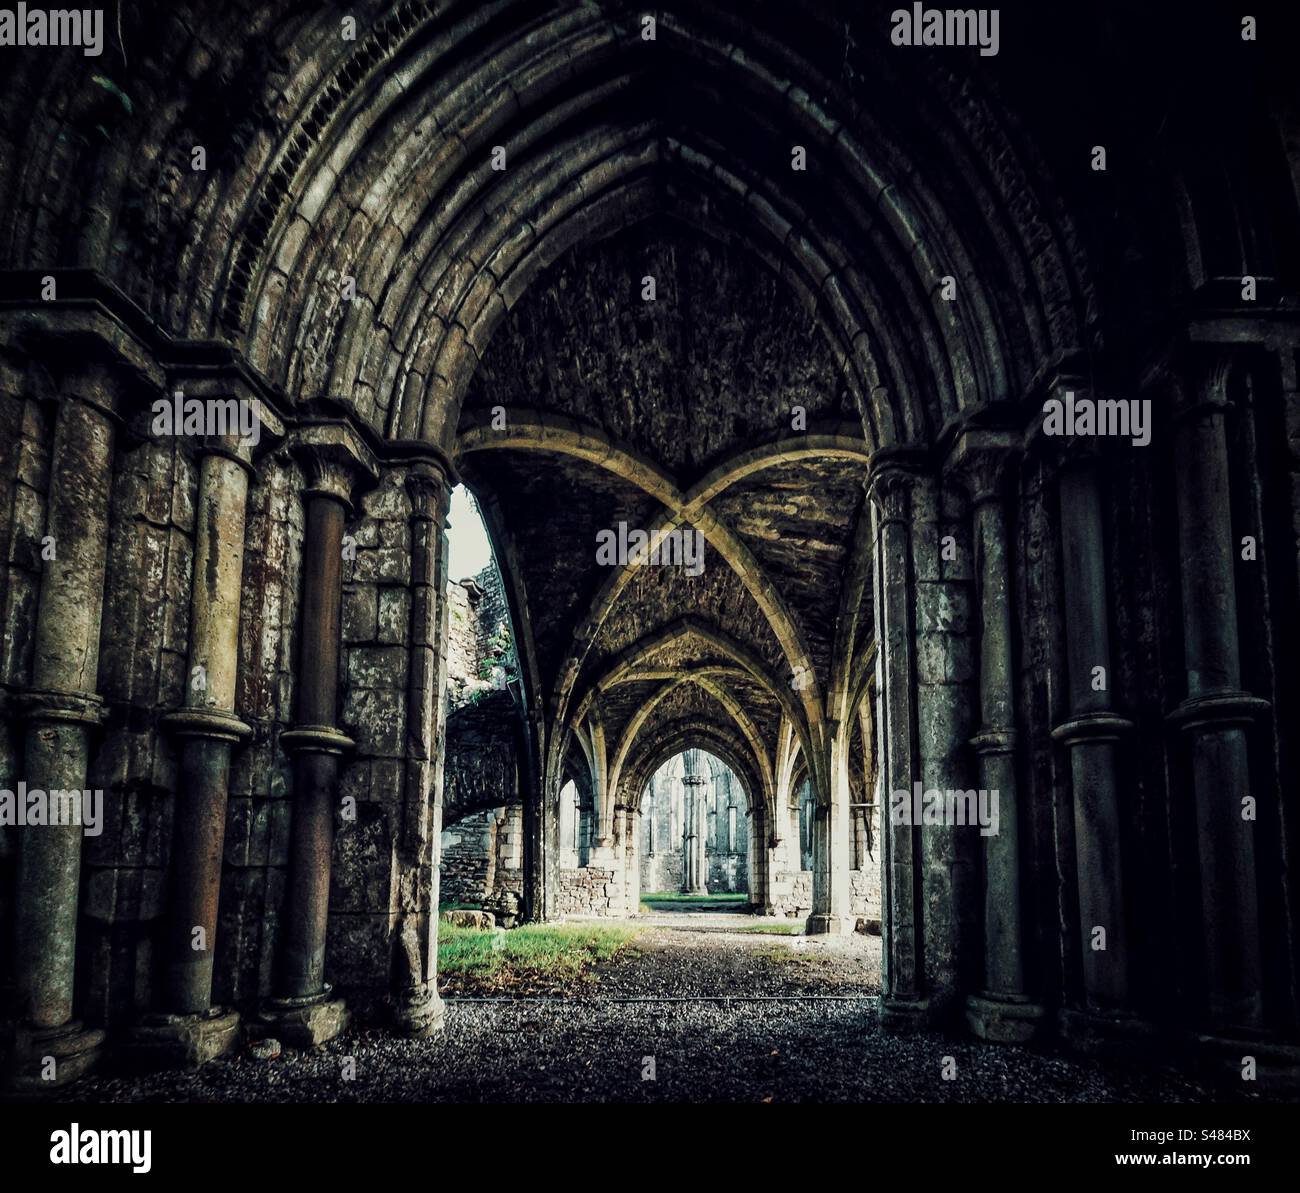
[
  {"xmin": 1169, "ymin": 346, "xmax": 1239, "ymax": 424},
  {"xmin": 162, "ymin": 350, "xmax": 288, "ymax": 473},
  {"xmin": 944, "ymin": 428, "xmax": 1021, "ymax": 504},
  {"xmin": 288, "ymin": 418, "xmax": 380, "ymax": 509},
  {"xmin": 404, "ymin": 459, "xmax": 450, "ymax": 519},
  {"xmin": 1022, "ymin": 376, "xmax": 1112, "ymax": 476},
  {"xmin": 865, "ymin": 446, "xmax": 931, "ymax": 522}
]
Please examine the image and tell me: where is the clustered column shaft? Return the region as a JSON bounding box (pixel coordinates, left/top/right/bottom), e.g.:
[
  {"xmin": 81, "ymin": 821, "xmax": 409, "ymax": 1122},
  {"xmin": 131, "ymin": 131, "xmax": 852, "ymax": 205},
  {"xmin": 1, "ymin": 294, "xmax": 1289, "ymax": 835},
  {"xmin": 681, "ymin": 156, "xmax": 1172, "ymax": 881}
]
[
  {"xmin": 1050, "ymin": 431, "xmax": 1138, "ymax": 1037},
  {"xmin": 161, "ymin": 448, "xmax": 253, "ymax": 1016},
  {"xmin": 868, "ymin": 458, "xmax": 928, "ymax": 1029},
  {"xmin": 1169, "ymin": 357, "xmax": 1267, "ymax": 1033},
  {"xmin": 263, "ymin": 451, "xmax": 360, "ymax": 1047},
  {"xmin": 11, "ymin": 368, "xmax": 117, "ymax": 1088},
  {"xmin": 806, "ymin": 724, "xmax": 852, "ymax": 936},
  {"xmin": 392, "ymin": 461, "xmax": 451, "ymax": 1035},
  {"xmin": 954, "ymin": 435, "xmax": 1044, "ymax": 1042},
  {"xmin": 681, "ymin": 749, "xmax": 708, "ymax": 894}
]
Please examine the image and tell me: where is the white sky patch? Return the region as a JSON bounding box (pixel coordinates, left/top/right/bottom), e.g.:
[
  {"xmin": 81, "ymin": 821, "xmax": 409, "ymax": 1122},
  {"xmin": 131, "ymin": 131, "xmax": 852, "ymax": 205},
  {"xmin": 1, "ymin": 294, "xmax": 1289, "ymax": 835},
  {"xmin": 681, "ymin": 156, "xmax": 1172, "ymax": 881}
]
[{"xmin": 447, "ymin": 484, "xmax": 494, "ymax": 583}]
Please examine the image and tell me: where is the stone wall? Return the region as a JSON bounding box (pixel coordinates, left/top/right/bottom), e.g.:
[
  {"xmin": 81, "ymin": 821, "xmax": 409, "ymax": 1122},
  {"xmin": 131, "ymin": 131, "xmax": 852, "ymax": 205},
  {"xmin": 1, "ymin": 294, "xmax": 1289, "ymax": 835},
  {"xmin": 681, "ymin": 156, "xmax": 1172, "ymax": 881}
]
[
  {"xmin": 640, "ymin": 846, "xmax": 683, "ymax": 895},
  {"xmin": 439, "ymin": 804, "xmax": 523, "ymax": 924},
  {"xmin": 445, "ymin": 580, "xmax": 475, "ymax": 706},
  {"xmin": 638, "ymin": 755, "xmax": 751, "ymax": 895},
  {"xmin": 446, "ymin": 564, "xmax": 514, "ymax": 710},
  {"xmin": 555, "ymin": 866, "xmax": 620, "ymax": 917}
]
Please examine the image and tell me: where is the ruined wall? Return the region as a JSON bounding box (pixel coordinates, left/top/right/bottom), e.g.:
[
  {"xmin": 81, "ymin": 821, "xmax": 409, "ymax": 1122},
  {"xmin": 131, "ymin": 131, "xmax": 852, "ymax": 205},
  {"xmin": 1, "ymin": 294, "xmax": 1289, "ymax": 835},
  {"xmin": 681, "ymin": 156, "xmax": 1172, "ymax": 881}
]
[
  {"xmin": 445, "ymin": 581, "xmax": 476, "ymax": 706},
  {"xmin": 0, "ymin": 0, "xmax": 1294, "ymax": 1088},
  {"xmin": 704, "ymin": 766, "xmax": 749, "ymax": 893},
  {"xmin": 443, "ymin": 563, "xmax": 523, "ymax": 826},
  {"xmin": 446, "ymin": 563, "xmax": 515, "ymax": 709},
  {"xmin": 638, "ymin": 758, "xmax": 751, "ymax": 896},
  {"xmin": 0, "ymin": 372, "xmax": 314, "ymax": 1029},
  {"xmin": 555, "ymin": 866, "xmax": 620, "ymax": 917},
  {"xmin": 439, "ymin": 804, "xmax": 523, "ymax": 924},
  {"xmin": 443, "ymin": 692, "xmax": 520, "ymax": 826},
  {"xmin": 210, "ymin": 454, "xmax": 303, "ymax": 1015}
]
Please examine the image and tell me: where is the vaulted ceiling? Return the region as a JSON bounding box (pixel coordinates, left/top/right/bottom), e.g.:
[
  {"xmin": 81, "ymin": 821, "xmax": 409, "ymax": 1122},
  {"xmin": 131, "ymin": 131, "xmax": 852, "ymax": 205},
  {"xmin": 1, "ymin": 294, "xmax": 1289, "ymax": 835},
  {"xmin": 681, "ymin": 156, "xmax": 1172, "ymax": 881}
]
[{"xmin": 459, "ymin": 218, "xmax": 874, "ymax": 816}]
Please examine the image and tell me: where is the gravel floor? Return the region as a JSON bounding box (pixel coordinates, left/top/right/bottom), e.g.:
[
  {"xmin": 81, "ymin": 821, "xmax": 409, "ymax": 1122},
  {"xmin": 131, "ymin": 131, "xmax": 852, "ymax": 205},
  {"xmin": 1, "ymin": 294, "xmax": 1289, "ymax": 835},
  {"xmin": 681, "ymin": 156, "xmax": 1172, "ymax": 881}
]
[
  {"xmin": 67, "ymin": 1000, "xmax": 1258, "ymax": 1104},
  {"xmin": 49, "ymin": 914, "xmax": 1267, "ymax": 1103},
  {"xmin": 442, "ymin": 909, "xmax": 881, "ymax": 998}
]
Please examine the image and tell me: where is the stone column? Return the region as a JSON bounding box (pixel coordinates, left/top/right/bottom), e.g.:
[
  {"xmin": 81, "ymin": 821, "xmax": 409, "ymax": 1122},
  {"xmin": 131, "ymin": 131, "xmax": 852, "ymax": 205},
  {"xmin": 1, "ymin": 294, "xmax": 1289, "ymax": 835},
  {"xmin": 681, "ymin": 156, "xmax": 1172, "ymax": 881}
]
[
  {"xmin": 869, "ymin": 455, "xmax": 929, "ymax": 1030},
  {"xmin": 8, "ymin": 365, "xmax": 119, "ymax": 1090},
  {"xmin": 521, "ymin": 711, "xmax": 549, "ymax": 921},
  {"xmin": 1048, "ymin": 415, "xmax": 1143, "ymax": 1046},
  {"xmin": 747, "ymin": 803, "xmax": 763, "ymax": 910},
  {"xmin": 392, "ymin": 460, "xmax": 451, "ymax": 1036},
  {"xmin": 951, "ymin": 432, "xmax": 1046, "ymax": 1042},
  {"xmin": 911, "ymin": 465, "xmax": 979, "ymax": 1024},
  {"xmin": 1167, "ymin": 356, "xmax": 1267, "ymax": 1034},
  {"xmin": 681, "ymin": 770, "xmax": 708, "ymax": 894},
  {"xmin": 622, "ymin": 806, "xmax": 640, "ymax": 914},
  {"xmin": 130, "ymin": 424, "xmax": 259, "ymax": 1067},
  {"xmin": 262, "ymin": 441, "xmax": 371, "ymax": 1047},
  {"xmin": 807, "ymin": 724, "xmax": 853, "ymax": 935}
]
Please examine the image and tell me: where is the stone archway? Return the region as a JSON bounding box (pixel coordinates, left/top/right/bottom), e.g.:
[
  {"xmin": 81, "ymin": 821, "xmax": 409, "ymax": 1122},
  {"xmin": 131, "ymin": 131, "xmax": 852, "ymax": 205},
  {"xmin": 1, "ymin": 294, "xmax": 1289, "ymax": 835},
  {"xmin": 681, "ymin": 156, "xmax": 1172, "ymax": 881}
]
[{"xmin": 0, "ymin": 1, "xmax": 1296, "ymax": 1095}]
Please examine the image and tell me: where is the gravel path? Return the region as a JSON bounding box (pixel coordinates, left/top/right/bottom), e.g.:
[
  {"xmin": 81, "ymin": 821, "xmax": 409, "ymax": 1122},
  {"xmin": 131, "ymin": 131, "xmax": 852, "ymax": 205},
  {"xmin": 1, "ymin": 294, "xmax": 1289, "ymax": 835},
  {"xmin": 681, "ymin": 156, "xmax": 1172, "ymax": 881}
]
[
  {"xmin": 51, "ymin": 914, "xmax": 1263, "ymax": 1103},
  {"xmin": 494, "ymin": 910, "xmax": 880, "ymax": 998},
  {"xmin": 67, "ymin": 1001, "xmax": 1257, "ymax": 1104}
]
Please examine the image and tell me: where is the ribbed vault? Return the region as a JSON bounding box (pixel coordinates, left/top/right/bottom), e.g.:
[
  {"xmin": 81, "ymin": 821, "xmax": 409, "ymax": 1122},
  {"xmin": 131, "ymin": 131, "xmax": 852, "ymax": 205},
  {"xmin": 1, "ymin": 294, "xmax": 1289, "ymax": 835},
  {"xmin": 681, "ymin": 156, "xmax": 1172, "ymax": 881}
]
[{"xmin": 0, "ymin": 2, "xmax": 1105, "ymax": 817}]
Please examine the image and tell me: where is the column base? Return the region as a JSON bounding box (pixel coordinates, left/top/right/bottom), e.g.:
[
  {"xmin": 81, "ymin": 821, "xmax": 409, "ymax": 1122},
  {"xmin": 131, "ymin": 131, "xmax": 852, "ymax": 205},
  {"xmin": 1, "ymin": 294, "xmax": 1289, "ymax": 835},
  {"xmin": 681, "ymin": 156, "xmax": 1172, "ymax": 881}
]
[
  {"xmin": 6, "ymin": 1020, "xmax": 105, "ymax": 1093},
  {"xmin": 879, "ymin": 996, "xmax": 931, "ymax": 1033},
  {"xmin": 1187, "ymin": 1030, "xmax": 1300, "ymax": 1095},
  {"xmin": 965, "ymin": 993, "xmax": 1047, "ymax": 1044},
  {"xmin": 257, "ymin": 990, "xmax": 350, "ymax": 1049},
  {"xmin": 391, "ymin": 984, "xmax": 445, "ymax": 1038},
  {"xmin": 121, "ymin": 1008, "xmax": 240, "ymax": 1070},
  {"xmin": 1058, "ymin": 1005, "xmax": 1159, "ymax": 1058},
  {"xmin": 805, "ymin": 912, "xmax": 853, "ymax": 936}
]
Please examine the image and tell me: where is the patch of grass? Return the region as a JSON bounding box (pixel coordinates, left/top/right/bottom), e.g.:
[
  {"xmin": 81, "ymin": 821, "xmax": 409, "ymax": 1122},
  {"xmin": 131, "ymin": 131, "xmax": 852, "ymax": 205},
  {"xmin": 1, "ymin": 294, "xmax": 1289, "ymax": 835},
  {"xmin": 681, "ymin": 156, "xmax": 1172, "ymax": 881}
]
[
  {"xmin": 438, "ymin": 921, "xmax": 639, "ymax": 989},
  {"xmin": 641, "ymin": 891, "xmax": 747, "ymax": 903},
  {"xmin": 737, "ymin": 923, "xmax": 804, "ymax": 935},
  {"xmin": 639, "ymin": 891, "xmax": 750, "ymax": 913},
  {"xmin": 752, "ymin": 945, "xmax": 821, "ymax": 964}
]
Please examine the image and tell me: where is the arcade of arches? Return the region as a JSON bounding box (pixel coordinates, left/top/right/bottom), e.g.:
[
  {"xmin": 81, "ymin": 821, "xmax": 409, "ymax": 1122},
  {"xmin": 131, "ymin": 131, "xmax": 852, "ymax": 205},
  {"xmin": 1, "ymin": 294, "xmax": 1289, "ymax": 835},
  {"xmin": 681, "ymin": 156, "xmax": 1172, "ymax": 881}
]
[{"xmin": 0, "ymin": 1, "xmax": 1298, "ymax": 1093}]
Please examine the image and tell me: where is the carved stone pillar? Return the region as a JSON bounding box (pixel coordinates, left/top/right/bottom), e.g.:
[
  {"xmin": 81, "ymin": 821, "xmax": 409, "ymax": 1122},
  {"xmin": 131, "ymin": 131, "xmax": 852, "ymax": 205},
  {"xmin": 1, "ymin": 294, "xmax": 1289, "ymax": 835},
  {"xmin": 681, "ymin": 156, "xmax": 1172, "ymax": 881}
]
[
  {"xmin": 1168, "ymin": 355, "xmax": 1267, "ymax": 1035},
  {"xmin": 521, "ymin": 710, "xmax": 549, "ymax": 922},
  {"xmin": 681, "ymin": 751, "xmax": 708, "ymax": 895},
  {"xmin": 391, "ymin": 460, "xmax": 450, "ymax": 1036},
  {"xmin": 912, "ymin": 462, "xmax": 978, "ymax": 1022},
  {"xmin": 949, "ymin": 431, "xmax": 1046, "ymax": 1042},
  {"xmin": 622, "ymin": 806, "xmax": 641, "ymax": 914},
  {"xmin": 125, "ymin": 373, "xmax": 282, "ymax": 1068},
  {"xmin": 133, "ymin": 447, "xmax": 252, "ymax": 1063},
  {"xmin": 262, "ymin": 431, "xmax": 375, "ymax": 1047},
  {"xmin": 1046, "ymin": 400, "xmax": 1144, "ymax": 1048},
  {"xmin": 8, "ymin": 362, "xmax": 120, "ymax": 1090},
  {"xmin": 868, "ymin": 455, "xmax": 928, "ymax": 1030},
  {"xmin": 806, "ymin": 722, "xmax": 853, "ymax": 936}
]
